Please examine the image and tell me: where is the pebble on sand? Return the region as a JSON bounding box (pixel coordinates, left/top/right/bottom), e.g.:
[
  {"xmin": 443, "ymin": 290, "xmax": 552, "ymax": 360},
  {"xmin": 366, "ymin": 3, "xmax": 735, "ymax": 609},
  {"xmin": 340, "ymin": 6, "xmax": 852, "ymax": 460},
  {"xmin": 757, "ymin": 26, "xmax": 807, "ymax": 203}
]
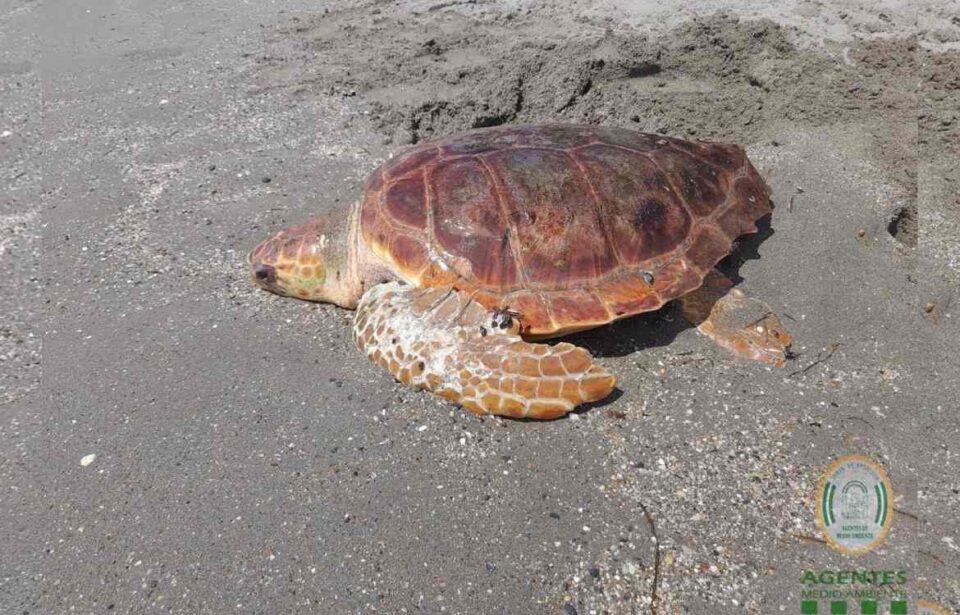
[{"xmin": 80, "ymin": 454, "xmax": 97, "ymax": 467}]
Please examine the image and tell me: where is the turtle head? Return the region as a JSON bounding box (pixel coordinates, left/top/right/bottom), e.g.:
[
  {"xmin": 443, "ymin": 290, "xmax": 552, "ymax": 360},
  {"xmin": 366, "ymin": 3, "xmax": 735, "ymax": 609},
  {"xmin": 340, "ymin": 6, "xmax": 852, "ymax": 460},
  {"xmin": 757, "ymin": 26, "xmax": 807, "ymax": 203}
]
[{"xmin": 249, "ymin": 215, "xmax": 356, "ymax": 306}]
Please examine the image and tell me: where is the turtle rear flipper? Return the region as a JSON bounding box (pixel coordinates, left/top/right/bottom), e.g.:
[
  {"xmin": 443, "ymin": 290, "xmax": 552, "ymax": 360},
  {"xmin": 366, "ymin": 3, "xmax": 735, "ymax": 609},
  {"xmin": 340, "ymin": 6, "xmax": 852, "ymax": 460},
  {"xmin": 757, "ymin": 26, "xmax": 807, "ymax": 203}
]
[
  {"xmin": 677, "ymin": 269, "xmax": 793, "ymax": 367},
  {"xmin": 354, "ymin": 282, "xmax": 616, "ymax": 419}
]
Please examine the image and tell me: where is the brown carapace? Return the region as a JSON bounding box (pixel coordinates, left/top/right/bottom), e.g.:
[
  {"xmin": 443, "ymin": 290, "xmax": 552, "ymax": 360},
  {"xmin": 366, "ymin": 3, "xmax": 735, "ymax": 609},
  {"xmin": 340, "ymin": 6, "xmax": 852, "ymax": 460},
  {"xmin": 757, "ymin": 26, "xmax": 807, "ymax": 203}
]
[
  {"xmin": 360, "ymin": 123, "xmax": 771, "ymax": 338},
  {"xmin": 250, "ymin": 124, "xmax": 793, "ymax": 419}
]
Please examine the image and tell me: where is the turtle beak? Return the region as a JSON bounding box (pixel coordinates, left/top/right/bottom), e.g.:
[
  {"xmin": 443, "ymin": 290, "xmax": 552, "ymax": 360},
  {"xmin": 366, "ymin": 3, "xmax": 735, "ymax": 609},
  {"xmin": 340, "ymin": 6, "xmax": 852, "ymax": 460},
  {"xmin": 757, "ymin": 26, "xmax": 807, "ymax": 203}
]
[
  {"xmin": 249, "ymin": 237, "xmax": 281, "ymax": 292},
  {"xmin": 252, "ymin": 262, "xmax": 276, "ymax": 286}
]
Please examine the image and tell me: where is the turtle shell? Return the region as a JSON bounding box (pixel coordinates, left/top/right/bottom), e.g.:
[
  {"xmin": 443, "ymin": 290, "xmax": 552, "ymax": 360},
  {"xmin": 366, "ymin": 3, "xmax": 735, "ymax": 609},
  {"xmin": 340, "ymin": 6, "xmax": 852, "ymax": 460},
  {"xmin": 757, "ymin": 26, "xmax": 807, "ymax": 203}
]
[{"xmin": 359, "ymin": 124, "xmax": 771, "ymax": 337}]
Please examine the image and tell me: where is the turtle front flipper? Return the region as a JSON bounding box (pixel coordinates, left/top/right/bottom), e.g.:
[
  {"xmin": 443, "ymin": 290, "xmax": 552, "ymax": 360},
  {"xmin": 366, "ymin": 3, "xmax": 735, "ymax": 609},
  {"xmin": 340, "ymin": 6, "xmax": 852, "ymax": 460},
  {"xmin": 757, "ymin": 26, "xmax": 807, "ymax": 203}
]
[
  {"xmin": 677, "ymin": 269, "xmax": 793, "ymax": 367},
  {"xmin": 353, "ymin": 282, "xmax": 616, "ymax": 419}
]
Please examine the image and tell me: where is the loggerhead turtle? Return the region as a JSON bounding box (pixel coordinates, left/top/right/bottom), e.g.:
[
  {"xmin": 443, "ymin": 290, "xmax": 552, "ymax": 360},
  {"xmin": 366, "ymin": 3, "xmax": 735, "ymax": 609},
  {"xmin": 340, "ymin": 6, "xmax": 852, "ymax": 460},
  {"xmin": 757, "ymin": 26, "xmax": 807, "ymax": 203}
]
[{"xmin": 249, "ymin": 124, "xmax": 792, "ymax": 419}]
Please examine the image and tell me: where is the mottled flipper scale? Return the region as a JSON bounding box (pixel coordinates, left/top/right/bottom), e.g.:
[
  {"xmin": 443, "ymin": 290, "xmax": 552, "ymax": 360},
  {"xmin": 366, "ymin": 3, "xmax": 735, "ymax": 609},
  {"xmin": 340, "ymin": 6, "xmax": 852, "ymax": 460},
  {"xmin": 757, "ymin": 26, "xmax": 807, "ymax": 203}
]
[
  {"xmin": 677, "ymin": 269, "xmax": 793, "ymax": 367},
  {"xmin": 353, "ymin": 282, "xmax": 616, "ymax": 419}
]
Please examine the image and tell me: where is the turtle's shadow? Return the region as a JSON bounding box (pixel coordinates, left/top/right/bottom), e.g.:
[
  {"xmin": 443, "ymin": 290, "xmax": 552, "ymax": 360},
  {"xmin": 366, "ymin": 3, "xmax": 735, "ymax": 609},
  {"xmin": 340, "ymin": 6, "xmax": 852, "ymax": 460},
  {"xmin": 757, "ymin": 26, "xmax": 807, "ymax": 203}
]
[
  {"xmin": 567, "ymin": 214, "xmax": 774, "ymax": 359},
  {"xmin": 566, "ymin": 308, "xmax": 687, "ymax": 359}
]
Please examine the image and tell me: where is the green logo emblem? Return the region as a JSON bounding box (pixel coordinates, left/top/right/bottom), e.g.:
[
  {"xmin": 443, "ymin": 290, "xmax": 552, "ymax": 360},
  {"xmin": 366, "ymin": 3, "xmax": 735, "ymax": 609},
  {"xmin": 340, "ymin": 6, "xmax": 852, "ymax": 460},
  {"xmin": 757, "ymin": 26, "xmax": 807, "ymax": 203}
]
[{"xmin": 815, "ymin": 454, "xmax": 894, "ymax": 555}]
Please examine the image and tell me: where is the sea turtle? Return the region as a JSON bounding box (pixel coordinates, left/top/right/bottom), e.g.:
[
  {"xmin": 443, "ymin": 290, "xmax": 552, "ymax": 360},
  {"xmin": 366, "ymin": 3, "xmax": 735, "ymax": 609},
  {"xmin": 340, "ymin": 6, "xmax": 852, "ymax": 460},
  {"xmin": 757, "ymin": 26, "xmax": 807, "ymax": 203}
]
[{"xmin": 249, "ymin": 124, "xmax": 792, "ymax": 419}]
